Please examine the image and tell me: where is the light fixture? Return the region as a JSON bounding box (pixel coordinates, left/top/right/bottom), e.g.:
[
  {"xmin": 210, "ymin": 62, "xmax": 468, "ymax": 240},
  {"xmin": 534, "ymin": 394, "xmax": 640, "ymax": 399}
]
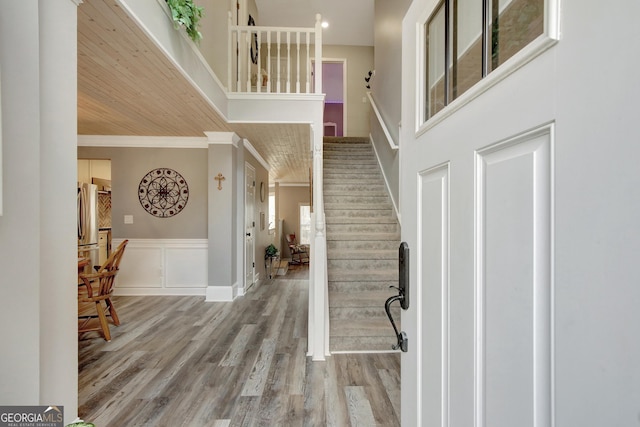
[{"xmin": 321, "ymin": 21, "xmax": 329, "ymax": 28}]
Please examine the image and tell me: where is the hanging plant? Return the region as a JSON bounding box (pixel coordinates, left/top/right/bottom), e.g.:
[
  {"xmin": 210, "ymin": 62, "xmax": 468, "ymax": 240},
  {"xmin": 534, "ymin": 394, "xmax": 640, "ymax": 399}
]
[{"xmin": 166, "ymin": 0, "xmax": 204, "ymax": 43}]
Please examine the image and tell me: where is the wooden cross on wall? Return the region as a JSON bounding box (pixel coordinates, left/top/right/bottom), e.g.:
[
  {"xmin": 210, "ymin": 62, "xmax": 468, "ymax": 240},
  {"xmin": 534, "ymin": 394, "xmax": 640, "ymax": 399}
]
[{"xmin": 214, "ymin": 173, "xmax": 226, "ymax": 190}]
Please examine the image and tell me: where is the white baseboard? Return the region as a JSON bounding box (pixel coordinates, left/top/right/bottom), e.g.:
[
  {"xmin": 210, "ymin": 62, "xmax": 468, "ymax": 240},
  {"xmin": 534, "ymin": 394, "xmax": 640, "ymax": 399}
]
[
  {"xmin": 205, "ymin": 283, "xmax": 238, "ymax": 301},
  {"xmin": 114, "ymin": 288, "xmax": 206, "ymax": 297}
]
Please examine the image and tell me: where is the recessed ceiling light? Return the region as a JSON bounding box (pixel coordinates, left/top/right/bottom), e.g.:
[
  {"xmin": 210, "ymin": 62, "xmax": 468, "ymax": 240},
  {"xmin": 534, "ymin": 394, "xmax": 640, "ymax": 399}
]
[{"xmin": 321, "ymin": 21, "xmax": 329, "ymax": 28}]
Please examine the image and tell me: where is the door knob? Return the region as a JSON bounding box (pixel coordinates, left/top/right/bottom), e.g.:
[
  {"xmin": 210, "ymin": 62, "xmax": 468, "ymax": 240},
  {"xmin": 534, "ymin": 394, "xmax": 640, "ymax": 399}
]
[{"xmin": 246, "ymin": 233, "xmax": 251, "ymax": 236}]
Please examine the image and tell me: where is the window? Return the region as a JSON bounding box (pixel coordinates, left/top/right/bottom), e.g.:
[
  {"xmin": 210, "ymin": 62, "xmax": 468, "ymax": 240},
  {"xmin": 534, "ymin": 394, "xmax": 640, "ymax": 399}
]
[
  {"xmin": 425, "ymin": 0, "xmax": 544, "ymax": 121},
  {"xmin": 268, "ymin": 193, "xmax": 275, "ymax": 232},
  {"xmin": 299, "ymin": 204, "xmax": 311, "ymax": 245}
]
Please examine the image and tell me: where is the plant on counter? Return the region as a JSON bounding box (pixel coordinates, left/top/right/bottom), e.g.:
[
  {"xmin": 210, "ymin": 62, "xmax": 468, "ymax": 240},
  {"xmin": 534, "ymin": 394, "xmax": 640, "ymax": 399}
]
[{"xmin": 166, "ymin": 0, "xmax": 204, "ymax": 43}]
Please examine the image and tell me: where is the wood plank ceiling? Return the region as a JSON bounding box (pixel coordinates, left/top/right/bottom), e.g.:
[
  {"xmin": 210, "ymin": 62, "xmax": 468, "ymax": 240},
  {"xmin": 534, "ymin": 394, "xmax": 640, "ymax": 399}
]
[{"xmin": 77, "ymin": 0, "xmax": 311, "ymax": 183}]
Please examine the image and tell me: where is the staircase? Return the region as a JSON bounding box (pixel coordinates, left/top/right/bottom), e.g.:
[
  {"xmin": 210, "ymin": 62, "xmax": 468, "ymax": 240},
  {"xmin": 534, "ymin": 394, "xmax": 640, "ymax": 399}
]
[{"xmin": 323, "ymin": 137, "xmax": 401, "ymax": 352}]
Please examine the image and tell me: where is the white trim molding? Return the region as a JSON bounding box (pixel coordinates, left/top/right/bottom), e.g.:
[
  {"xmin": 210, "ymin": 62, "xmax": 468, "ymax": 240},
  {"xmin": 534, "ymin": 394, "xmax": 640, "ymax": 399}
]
[
  {"xmin": 243, "ymin": 139, "xmax": 271, "ymax": 172},
  {"xmin": 78, "ymin": 135, "xmax": 208, "ymax": 149},
  {"xmin": 206, "ymin": 282, "xmax": 238, "ymax": 302},
  {"xmin": 205, "ymin": 131, "xmax": 241, "ymax": 147}
]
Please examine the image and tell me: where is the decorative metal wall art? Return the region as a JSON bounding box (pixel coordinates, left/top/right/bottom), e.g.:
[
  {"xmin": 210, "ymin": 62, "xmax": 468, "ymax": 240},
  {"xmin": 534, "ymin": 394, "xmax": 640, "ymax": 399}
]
[{"xmin": 138, "ymin": 168, "xmax": 189, "ymax": 218}]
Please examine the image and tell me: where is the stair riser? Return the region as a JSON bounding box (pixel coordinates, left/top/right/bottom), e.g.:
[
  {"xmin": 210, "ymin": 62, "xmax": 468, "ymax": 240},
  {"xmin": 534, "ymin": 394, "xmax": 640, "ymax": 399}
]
[
  {"xmin": 324, "ymin": 185, "xmax": 386, "ymax": 193},
  {"xmin": 328, "ymin": 281, "xmax": 398, "ymax": 292},
  {"xmin": 329, "ymin": 337, "xmax": 398, "ymax": 352},
  {"xmin": 323, "ymin": 209, "xmax": 395, "ymax": 219},
  {"xmin": 326, "ymin": 233, "xmax": 400, "ymax": 242},
  {"xmin": 328, "ymin": 240, "xmax": 399, "ymax": 251},
  {"xmin": 324, "ymin": 176, "xmax": 382, "ymax": 183},
  {"xmin": 324, "ymin": 155, "xmax": 375, "ymax": 162},
  {"xmin": 327, "ymin": 250, "xmax": 397, "ymax": 260},
  {"xmin": 326, "ymin": 223, "xmax": 400, "ymax": 233},
  {"xmin": 329, "ymin": 271, "xmax": 398, "ymax": 282},
  {"xmin": 324, "ymin": 194, "xmax": 390, "ymax": 203},
  {"xmin": 328, "ymin": 259, "xmax": 398, "ymax": 271},
  {"xmin": 329, "ymin": 290, "xmax": 397, "ymax": 307}
]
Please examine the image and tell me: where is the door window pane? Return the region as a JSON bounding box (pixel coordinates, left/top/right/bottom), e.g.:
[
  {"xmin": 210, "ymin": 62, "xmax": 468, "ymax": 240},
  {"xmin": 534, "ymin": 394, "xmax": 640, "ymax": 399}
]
[
  {"xmin": 425, "ymin": 0, "xmax": 545, "ymax": 122},
  {"xmin": 489, "ymin": 0, "xmax": 544, "ymax": 72},
  {"xmin": 426, "ymin": 3, "xmax": 447, "ymax": 120},
  {"xmin": 451, "ymin": 0, "xmax": 483, "ymax": 100},
  {"xmin": 268, "ymin": 193, "xmax": 275, "ymax": 231},
  {"xmin": 299, "ymin": 205, "xmax": 311, "ymax": 245}
]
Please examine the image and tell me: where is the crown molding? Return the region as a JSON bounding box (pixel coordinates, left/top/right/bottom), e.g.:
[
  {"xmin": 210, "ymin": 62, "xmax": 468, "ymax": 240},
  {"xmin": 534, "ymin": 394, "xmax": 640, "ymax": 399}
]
[
  {"xmin": 77, "ymin": 135, "xmax": 208, "ymax": 148},
  {"xmin": 243, "ymin": 139, "xmax": 270, "ymax": 171},
  {"xmin": 205, "ymin": 131, "xmax": 241, "ymax": 147}
]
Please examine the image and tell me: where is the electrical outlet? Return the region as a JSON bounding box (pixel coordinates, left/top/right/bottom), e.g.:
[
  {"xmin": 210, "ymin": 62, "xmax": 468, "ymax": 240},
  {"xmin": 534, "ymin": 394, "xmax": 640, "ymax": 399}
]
[{"xmin": 124, "ymin": 215, "xmax": 133, "ymax": 224}]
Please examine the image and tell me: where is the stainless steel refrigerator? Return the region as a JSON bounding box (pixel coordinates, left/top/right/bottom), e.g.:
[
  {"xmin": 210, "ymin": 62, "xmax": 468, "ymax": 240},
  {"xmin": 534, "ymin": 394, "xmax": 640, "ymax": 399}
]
[{"xmin": 78, "ymin": 182, "xmax": 99, "ymax": 270}]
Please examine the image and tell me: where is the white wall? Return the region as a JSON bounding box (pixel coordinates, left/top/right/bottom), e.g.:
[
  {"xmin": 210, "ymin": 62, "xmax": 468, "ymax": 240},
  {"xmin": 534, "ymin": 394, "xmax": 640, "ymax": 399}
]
[{"xmin": 373, "ymin": 0, "xmax": 411, "ymax": 144}]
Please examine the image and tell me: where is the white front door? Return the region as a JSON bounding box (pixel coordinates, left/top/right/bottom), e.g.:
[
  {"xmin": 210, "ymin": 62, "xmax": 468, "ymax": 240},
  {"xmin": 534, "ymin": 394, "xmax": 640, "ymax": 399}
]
[
  {"xmin": 400, "ymin": 1, "xmax": 640, "ymax": 426},
  {"xmin": 245, "ymin": 163, "xmax": 256, "ymax": 290}
]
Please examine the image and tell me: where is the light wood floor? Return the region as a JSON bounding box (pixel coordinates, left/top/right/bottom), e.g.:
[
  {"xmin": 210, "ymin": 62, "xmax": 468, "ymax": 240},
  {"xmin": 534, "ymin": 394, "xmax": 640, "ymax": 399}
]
[{"xmin": 78, "ymin": 265, "xmax": 401, "ymax": 426}]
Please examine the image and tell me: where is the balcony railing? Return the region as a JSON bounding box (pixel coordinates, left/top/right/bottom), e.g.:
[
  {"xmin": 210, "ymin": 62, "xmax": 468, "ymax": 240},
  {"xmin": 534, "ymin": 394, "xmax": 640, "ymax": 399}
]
[{"xmin": 228, "ymin": 13, "xmax": 323, "ymax": 95}]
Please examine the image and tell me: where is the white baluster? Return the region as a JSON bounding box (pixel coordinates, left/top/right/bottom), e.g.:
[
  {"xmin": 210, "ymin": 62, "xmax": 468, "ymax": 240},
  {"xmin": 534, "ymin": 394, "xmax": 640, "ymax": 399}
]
[
  {"xmin": 257, "ymin": 30, "xmax": 262, "ymax": 93},
  {"xmin": 277, "ymin": 32, "xmax": 281, "ymax": 93},
  {"xmin": 315, "ymin": 14, "xmax": 322, "ymax": 95},
  {"xmin": 246, "ymin": 32, "xmax": 251, "ymax": 92},
  {"xmin": 296, "ymin": 32, "xmax": 301, "ymax": 93},
  {"xmin": 306, "ymin": 31, "xmax": 310, "ymax": 93},
  {"xmin": 267, "ymin": 31, "xmax": 271, "ymax": 93},
  {"xmin": 286, "ymin": 32, "xmax": 291, "ymax": 93},
  {"xmin": 228, "ymin": 11, "xmax": 233, "ymax": 92}
]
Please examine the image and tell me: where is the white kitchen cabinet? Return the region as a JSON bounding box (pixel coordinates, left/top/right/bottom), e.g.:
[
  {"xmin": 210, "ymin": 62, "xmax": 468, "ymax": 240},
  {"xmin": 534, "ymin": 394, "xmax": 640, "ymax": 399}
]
[{"xmin": 98, "ymin": 230, "xmax": 109, "ymax": 265}]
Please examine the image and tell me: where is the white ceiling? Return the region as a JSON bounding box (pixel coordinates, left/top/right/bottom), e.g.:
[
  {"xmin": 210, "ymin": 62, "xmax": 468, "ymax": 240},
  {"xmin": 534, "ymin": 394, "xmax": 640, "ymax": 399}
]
[{"xmin": 254, "ymin": 0, "xmax": 375, "ymax": 46}]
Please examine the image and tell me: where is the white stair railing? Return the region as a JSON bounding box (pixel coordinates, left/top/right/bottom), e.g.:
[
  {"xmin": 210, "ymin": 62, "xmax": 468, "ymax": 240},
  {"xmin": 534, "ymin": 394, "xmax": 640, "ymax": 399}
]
[{"xmin": 228, "ymin": 13, "xmax": 322, "ymax": 94}]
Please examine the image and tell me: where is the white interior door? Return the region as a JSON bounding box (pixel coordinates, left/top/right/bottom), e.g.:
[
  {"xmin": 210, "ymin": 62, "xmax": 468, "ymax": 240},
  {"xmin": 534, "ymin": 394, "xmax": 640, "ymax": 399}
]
[{"xmin": 245, "ymin": 163, "xmax": 256, "ymax": 290}]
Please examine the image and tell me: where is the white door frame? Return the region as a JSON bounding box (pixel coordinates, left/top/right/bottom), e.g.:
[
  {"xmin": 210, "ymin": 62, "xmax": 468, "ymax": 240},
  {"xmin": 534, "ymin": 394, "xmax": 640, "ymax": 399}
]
[
  {"xmin": 312, "ymin": 58, "xmax": 348, "ymax": 136},
  {"xmin": 244, "ymin": 162, "xmax": 256, "ymax": 292}
]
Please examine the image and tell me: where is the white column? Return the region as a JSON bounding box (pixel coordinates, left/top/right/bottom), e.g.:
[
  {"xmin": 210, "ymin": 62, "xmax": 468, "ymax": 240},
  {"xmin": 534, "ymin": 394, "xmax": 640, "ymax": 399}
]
[
  {"xmin": 38, "ymin": 0, "xmax": 80, "ymax": 423},
  {"xmin": 0, "ymin": 0, "xmax": 43, "ymax": 408}
]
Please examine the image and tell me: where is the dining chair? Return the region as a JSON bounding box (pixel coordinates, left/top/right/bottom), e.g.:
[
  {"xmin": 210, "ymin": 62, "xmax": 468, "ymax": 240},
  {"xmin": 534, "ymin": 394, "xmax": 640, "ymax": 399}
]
[
  {"xmin": 78, "ymin": 239, "xmax": 128, "ymax": 341},
  {"xmin": 286, "ymin": 233, "xmax": 309, "ymax": 265}
]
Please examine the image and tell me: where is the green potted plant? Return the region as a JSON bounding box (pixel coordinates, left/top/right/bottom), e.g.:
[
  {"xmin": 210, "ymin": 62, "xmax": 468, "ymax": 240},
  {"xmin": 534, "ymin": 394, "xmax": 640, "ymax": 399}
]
[
  {"xmin": 166, "ymin": 0, "xmax": 204, "ymax": 43},
  {"xmin": 265, "ymin": 244, "xmax": 278, "ymax": 258}
]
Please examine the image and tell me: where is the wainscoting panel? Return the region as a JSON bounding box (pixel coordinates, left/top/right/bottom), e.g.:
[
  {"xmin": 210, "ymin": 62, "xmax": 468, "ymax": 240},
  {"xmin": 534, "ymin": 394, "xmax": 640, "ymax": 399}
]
[
  {"xmin": 113, "ymin": 239, "xmax": 208, "ymax": 296},
  {"xmin": 166, "ymin": 246, "xmax": 208, "ymax": 288},
  {"xmin": 474, "ymin": 124, "xmax": 553, "ymax": 427}
]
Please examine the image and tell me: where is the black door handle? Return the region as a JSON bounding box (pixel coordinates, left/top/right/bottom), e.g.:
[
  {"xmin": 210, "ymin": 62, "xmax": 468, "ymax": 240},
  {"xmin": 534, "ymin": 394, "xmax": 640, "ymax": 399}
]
[
  {"xmin": 246, "ymin": 233, "xmax": 251, "ymax": 236},
  {"xmin": 385, "ymin": 242, "xmax": 409, "ymax": 352}
]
